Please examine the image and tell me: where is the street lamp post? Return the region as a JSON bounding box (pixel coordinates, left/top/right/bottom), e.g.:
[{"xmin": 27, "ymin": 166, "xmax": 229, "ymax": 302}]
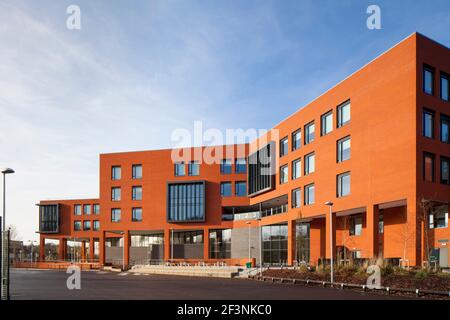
[
  {"xmin": 257, "ymin": 218, "xmax": 262, "ymax": 276},
  {"xmin": 171, "ymin": 228, "xmax": 174, "ymax": 263},
  {"xmin": 246, "ymin": 221, "xmax": 251, "ymax": 266},
  {"xmin": 325, "ymin": 201, "xmax": 334, "ymax": 284},
  {"xmin": 1, "ymin": 168, "xmax": 14, "ymax": 301}
]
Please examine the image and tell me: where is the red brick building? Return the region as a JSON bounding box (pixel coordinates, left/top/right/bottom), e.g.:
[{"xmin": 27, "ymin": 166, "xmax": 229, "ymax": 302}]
[{"xmin": 38, "ymin": 33, "xmax": 449, "ymax": 268}]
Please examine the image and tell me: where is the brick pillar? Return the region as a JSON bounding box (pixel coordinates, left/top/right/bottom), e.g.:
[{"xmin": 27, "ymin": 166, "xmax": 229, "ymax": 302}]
[
  {"xmin": 164, "ymin": 228, "xmax": 171, "ymax": 261},
  {"xmin": 123, "ymin": 230, "xmax": 130, "ymax": 267},
  {"xmin": 325, "ymin": 209, "xmax": 336, "ymax": 260},
  {"xmin": 58, "ymin": 238, "xmax": 67, "ymax": 261},
  {"xmin": 406, "ymin": 197, "xmax": 420, "ymax": 266},
  {"xmin": 99, "ymin": 231, "xmax": 106, "ymax": 265},
  {"xmin": 203, "ymin": 228, "xmax": 209, "ymax": 260},
  {"xmin": 287, "ymin": 220, "xmax": 296, "ymax": 265},
  {"xmin": 89, "ymin": 238, "xmax": 95, "ymax": 262},
  {"xmin": 365, "ymin": 204, "xmax": 379, "ymax": 260},
  {"xmin": 39, "ymin": 235, "xmax": 45, "ymax": 261},
  {"xmin": 81, "ymin": 241, "xmax": 87, "ymax": 262}
]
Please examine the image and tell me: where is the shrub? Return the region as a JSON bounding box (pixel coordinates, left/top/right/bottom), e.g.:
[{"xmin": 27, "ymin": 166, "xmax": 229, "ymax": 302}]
[
  {"xmin": 415, "ymin": 269, "xmax": 430, "ymax": 279},
  {"xmin": 381, "ymin": 264, "xmax": 394, "ymax": 277}
]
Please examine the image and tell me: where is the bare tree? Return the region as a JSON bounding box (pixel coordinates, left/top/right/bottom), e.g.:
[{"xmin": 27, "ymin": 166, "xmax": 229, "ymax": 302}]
[
  {"xmin": 7, "ymin": 224, "xmax": 21, "ymax": 241},
  {"xmin": 418, "ymin": 198, "xmax": 434, "ymax": 266}
]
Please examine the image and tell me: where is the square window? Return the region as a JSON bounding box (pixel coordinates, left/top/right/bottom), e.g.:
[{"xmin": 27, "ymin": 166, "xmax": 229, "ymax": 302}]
[
  {"xmin": 337, "ymin": 100, "xmax": 351, "ymax": 128},
  {"xmin": 83, "ymin": 204, "xmax": 91, "ymax": 215},
  {"xmin": 337, "ymin": 136, "xmax": 351, "ymax": 162},
  {"xmin": 292, "ymin": 129, "xmax": 301, "ymax": 151},
  {"xmin": 304, "ymin": 153, "xmax": 315, "ymax": 175},
  {"xmin": 111, "ymin": 166, "xmax": 121, "ymax": 180},
  {"xmin": 280, "ymin": 165, "xmax": 288, "ymax": 184},
  {"xmin": 111, "ymin": 209, "xmax": 121, "ymax": 223},
  {"xmin": 305, "ymin": 122, "xmax": 315, "ymax": 145},
  {"xmin": 235, "ymin": 158, "xmax": 247, "ymax": 174},
  {"xmin": 111, "ymin": 187, "xmax": 121, "ymax": 201},
  {"xmin": 132, "ymin": 164, "xmax": 142, "ymax": 179},
  {"xmin": 93, "ymin": 204, "xmax": 100, "ymax": 215},
  {"xmin": 74, "ymin": 204, "xmax": 81, "ymax": 216},
  {"xmin": 423, "ymin": 66, "xmax": 434, "ymax": 95},
  {"xmin": 423, "ymin": 153, "xmax": 435, "ymax": 182},
  {"xmin": 337, "ymin": 172, "xmax": 351, "ymax": 197},
  {"xmin": 174, "ymin": 162, "xmax": 185, "ymax": 176},
  {"xmin": 441, "ymin": 115, "xmax": 449, "ymax": 143},
  {"xmin": 304, "ymin": 184, "xmax": 315, "ymax": 205},
  {"xmin": 83, "ymin": 221, "xmax": 91, "ymax": 231},
  {"xmin": 441, "ymin": 157, "xmax": 450, "ymax": 185},
  {"xmin": 188, "ymin": 161, "xmax": 200, "ymax": 176},
  {"xmin": 132, "ymin": 186, "xmax": 142, "ymax": 200},
  {"xmin": 74, "ymin": 221, "xmax": 81, "ymax": 231},
  {"xmin": 292, "ymin": 188, "xmax": 301, "ymax": 208},
  {"xmin": 423, "ymin": 110, "xmax": 435, "ymax": 138},
  {"xmin": 220, "ymin": 160, "xmax": 232, "ymax": 174},
  {"xmin": 132, "ymin": 208, "xmax": 143, "ymax": 222},
  {"xmin": 441, "ymin": 73, "xmax": 449, "ymax": 102},
  {"xmin": 220, "ymin": 182, "xmax": 232, "ymax": 197},
  {"xmin": 321, "ymin": 111, "xmax": 333, "ymax": 136},
  {"xmin": 292, "ymin": 159, "xmax": 301, "ymax": 180},
  {"xmin": 235, "ymin": 181, "xmax": 247, "ymax": 196},
  {"xmin": 280, "ymin": 137, "xmax": 288, "ymax": 157},
  {"xmin": 93, "ymin": 220, "xmax": 100, "ymax": 231}
]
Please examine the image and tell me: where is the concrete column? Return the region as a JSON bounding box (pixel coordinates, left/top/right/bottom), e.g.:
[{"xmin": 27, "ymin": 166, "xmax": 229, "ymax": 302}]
[
  {"xmin": 287, "ymin": 220, "xmax": 296, "ymax": 265},
  {"xmin": 39, "ymin": 235, "xmax": 45, "ymax": 262},
  {"xmin": 89, "ymin": 238, "xmax": 95, "ymax": 262},
  {"xmin": 123, "ymin": 230, "xmax": 130, "ymax": 267},
  {"xmin": 365, "ymin": 204, "xmax": 379, "ymax": 259},
  {"xmin": 203, "ymin": 228, "xmax": 209, "ymax": 260},
  {"xmin": 99, "ymin": 231, "xmax": 106, "ymax": 265},
  {"xmin": 325, "ymin": 210, "xmax": 336, "ymax": 260}
]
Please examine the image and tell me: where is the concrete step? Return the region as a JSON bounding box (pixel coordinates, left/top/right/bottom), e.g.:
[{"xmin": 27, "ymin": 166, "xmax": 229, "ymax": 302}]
[{"xmin": 130, "ymin": 265, "xmax": 242, "ymax": 278}]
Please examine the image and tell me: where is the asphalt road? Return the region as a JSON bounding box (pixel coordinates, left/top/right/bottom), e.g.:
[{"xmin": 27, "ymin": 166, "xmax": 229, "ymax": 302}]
[{"xmin": 10, "ymin": 268, "xmax": 406, "ymax": 300}]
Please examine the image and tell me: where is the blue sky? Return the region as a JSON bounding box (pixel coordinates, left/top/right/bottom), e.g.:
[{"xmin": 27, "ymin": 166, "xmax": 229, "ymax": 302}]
[{"xmin": 1, "ymin": 0, "xmax": 450, "ymax": 241}]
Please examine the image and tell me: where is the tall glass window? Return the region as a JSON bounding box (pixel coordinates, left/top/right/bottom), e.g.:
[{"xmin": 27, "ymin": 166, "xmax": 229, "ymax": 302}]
[
  {"xmin": 423, "ymin": 153, "xmax": 435, "ymax": 182},
  {"xmin": 132, "ymin": 186, "xmax": 142, "ymax": 200},
  {"xmin": 74, "ymin": 221, "xmax": 81, "ymax": 231},
  {"xmin": 220, "ymin": 182, "xmax": 232, "ymax": 197},
  {"xmin": 280, "ymin": 137, "xmax": 288, "ymax": 157},
  {"xmin": 441, "ymin": 73, "xmax": 449, "ymax": 102},
  {"xmin": 111, "ymin": 166, "xmax": 121, "ymax": 180},
  {"xmin": 337, "ymin": 136, "xmax": 351, "ymax": 162},
  {"xmin": 280, "ymin": 165, "xmax": 288, "ymax": 184},
  {"xmin": 174, "ymin": 162, "xmax": 185, "ymax": 176},
  {"xmin": 188, "ymin": 161, "xmax": 200, "ymax": 176},
  {"xmin": 423, "ymin": 65, "xmax": 434, "ymax": 95},
  {"xmin": 132, "ymin": 164, "xmax": 142, "ymax": 179},
  {"xmin": 93, "ymin": 204, "xmax": 100, "ymax": 215},
  {"xmin": 321, "ymin": 111, "xmax": 333, "ymax": 136},
  {"xmin": 350, "ymin": 216, "xmax": 362, "ymax": 236},
  {"xmin": 337, "ymin": 172, "xmax": 351, "ymax": 197},
  {"xmin": 93, "ymin": 220, "xmax": 100, "ymax": 231},
  {"xmin": 168, "ymin": 182, "xmax": 205, "ymax": 222},
  {"xmin": 209, "ymin": 229, "xmax": 231, "ymax": 259},
  {"xmin": 423, "ymin": 110, "xmax": 435, "ymax": 138},
  {"xmin": 111, "ymin": 187, "xmax": 121, "ymax": 201},
  {"xmin": 111, "ymin": 209, "xmax": 121, "ymax": 223},
  {"xmin": 235, "ymin": 181, "xmax": 247, "ymax": 197},
  {"xmin": 441, "ymin": 157, "xmax": 450, "ymax": 185},
  {"xmin": 304, "ymin": 122, "xmax": 315, "ymax": 145},
  {"xmin": 337, "ymin": 100, "xmax": 351, "ymax": 128},
  {"xmin": 235, "ymin": 158, "xmax": 247, "ymax": 174},
  {"xmin": 292, "ymin": 188, "xmax": 301, "ymax": 208},
  {"xmin": 262, "ymin": 224, "xmax": 288, "ymax": 266},
  {"xmin": 220, "ymin": 159, "xmax": 232, "ymax": 174},
  {"xmin": 304, "ymin": 153, "xmax": 315, "ymax": 175},
  {"xmin": 83, "ymin": 221, "xmax": 91, "ymax": 231},
  {"xmin": 305, "ymin": 184, "xmax": 315, "ymax": 205},
  {"xmin": 292, "ymin": 158, "xmax": 301, "ymax": 179},
  {"xmin": 292, "ymin": 129, "xmax": 301, "ymax": 151},
  {"xmin": 83, "ymin": 204, "xmax": 91, "ymax": 215},
  {"xmin": 132, "ymin": 208, "xmax": 143, "ymax": 222},
  {"xmin": 296, "ymin": 223, "xmax": 310, "ymax": 263},
  {"xmin": 74, "ymin": 204, "xmax": 81, "ymax": 216},
  {"xmin": 441, "ymin": 115, "xmax": 449, "ymax": 143}
]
